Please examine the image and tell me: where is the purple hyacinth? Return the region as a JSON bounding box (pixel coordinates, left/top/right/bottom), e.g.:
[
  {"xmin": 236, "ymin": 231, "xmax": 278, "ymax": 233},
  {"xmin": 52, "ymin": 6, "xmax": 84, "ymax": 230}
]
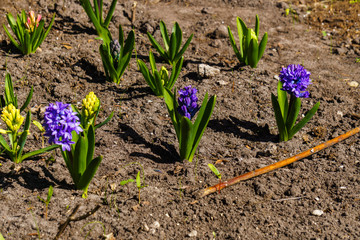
[
  {"xmin": 279, "ymin": 64, "xmax": 312, "ymax": 98},
  {"xmin": 177, "ymin": 86, "xmax": 200, "ymax": 119},
  {"xmin": 43, "ymin": 102, "xmax": 83, "ymax": 152}
]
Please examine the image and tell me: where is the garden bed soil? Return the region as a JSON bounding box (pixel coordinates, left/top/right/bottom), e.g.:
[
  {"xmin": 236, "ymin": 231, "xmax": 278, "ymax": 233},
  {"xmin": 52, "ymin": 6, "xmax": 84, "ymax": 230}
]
[{"xmin": 0, "ymin": 0, "xmax": 360, "ymax": 239}]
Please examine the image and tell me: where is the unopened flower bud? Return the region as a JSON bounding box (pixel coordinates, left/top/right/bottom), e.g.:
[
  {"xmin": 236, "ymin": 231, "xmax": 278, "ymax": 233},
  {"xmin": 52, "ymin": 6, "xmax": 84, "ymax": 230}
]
[
  {"xmin": 110, "ymin": 39, "xmax": 121, "ymax": 61},
  {"xmin": 1, "ymin": 104, "xmax": 24, "ymax": 133},
  {"xmin": 159, "ymin": 66, "xmax": 169, "ymax": 85},
  {"xmin": 82, "ymin": 92, "xmax": 100, "ymax": 129}
]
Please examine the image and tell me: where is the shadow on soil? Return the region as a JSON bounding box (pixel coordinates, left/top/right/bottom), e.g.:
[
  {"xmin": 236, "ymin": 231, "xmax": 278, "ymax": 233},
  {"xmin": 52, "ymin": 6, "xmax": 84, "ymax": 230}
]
[{"xmin": 209, "ymin": 115, "xmax": 278, "ymax": 142}]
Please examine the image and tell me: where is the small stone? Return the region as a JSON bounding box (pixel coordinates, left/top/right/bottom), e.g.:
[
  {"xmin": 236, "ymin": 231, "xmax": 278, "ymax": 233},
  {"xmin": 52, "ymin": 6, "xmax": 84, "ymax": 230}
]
[
  {"xmin": 151, "ymin": 221, "xmax": 160, "ymax": 229},
  {"xmin": 315, "ymin": 197, "xmax": 320, "ymax": 201},
  {"xmin": 213, "ymin": 25, "xmax": 228, "ymax": 39},
  {"xmin": 216, "ymin": 80, "xmax": 228, "ymax": 86},
  {"xmin": 337, "ymin": 111, "xmax": 343, "ymax": 117},
  {"xmin": 312, "ymin": 209, "xmax": 324, "ymax": 216},
  {"xmin": 274, "ymin": 75, "xmax": 280, "ymax": 81},
  {"xmin": 188, "ymin": 230, "xmax": 198, "ymax": 237},
  {"xmin": 143, "ymin": 223, "xmax": 149, "ymax": 231},
  {"xmin": 198, "ymin": 64, "xmax": 220, "ymax": 78},
  {"xmin": 347, "ymin": 81, "xmax": 359, "ymax": 88}
]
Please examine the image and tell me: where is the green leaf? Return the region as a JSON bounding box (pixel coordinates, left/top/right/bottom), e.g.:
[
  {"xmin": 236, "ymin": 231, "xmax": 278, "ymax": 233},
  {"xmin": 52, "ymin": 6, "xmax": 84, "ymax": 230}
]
[
  {"xmin": 149, "ymin": 51, "xmax": 157, "ymax": 73},
  {"xmin": 169, "ymin": 33, "xmax": 177, "ymax": 63},
  {"xmin": 258, "ymin": 32, "xmax": 268, "ymax": 61},
  {"xmin": 147, "ymin": 32, "xmax": 167, "ymax": 59},
  {"xmin": 20, "ymin": 86, "xmax": 33, "ymax": 112},
  {"xmin": 20, "ymin": 144, "xmax": 58, "ymax": 162},
  {"xmin": 255, "ymin": 14, "xmax": 260, "ymax": 38},
  {"xmin": 174, "ymin": 22, "xmax": 183, "ymax": 54},
  {"xmin": 4, "ymin": 73, "xmax": 17, "ymax": 107},
  {"xmin": 174, "ymin": 34, "xmax": 193, "ymax": 64},
  {"xmin": 77, "ymin": 156, "xmax": 103, "ymax": 190},
  {"xmin": 208, "ymin": 163, "xmax": 221, "ymax": 179},
  {"xmin": 86, "ymin": 125, "xmax": 95, "ymax": 166},
  {"xmin": 104, "ymin": 0, "xmax": 118, "ymax": 28},
  {"xmin": 188, "ymin": 95, "xmax": 216, "ymax": 162},
  {"xmin": 227, "ymin": 26, "xmax": 242, "ymax": 62},
  {"xmin": 179, "ymin": 117, "xmax": 193, "ymax": 161},
  {"xmin": 73, "ymin": 133, "xmax": 89, "ymax": 183},
  {"xmin": 163, "ymin": 88, "xmax": 179, "ymax": 137},
  {"xmin": 159, "ymin": 20, "xmax": 170, "ymax": 51},
  {"xmin": 120, "ymin": 178, "xmax": 135, "ymax": 186},
  {"xmin": 288, "ymin": 101, "xmax": 320, "ymax": 139},
  {"xmin": 248, "ymin": 38, "xmax": 259, "ymax": 68},
  {"xmin": 0, "ymin": 135, "xmax": 11, "ymax": 152},
  {"xmin": 286, "ymin": 96, "xmax": 301, "ymax": 131},
  {"xmin": 271, "ymin": 93, "xmax": 288, "ymax": 141},
  {"xmin": 167, "ymin": 56, "xmax": 183, "ymax": 89},
  {"xmin": 3, "ymin": 24, "xmax": 20, "ymax": 50},
  {"xmin": 153, "ymin": 70, "xmax": 165, "ymax": 96},
  {"xmin": 277, "ymin": 81, "xmax": 288, "ymax": 121},
  {"xmin": 118, "ymin": 24, "xmax": 124, "ymax": 47},
  {"xmin": 0, "ymin": 231, "xmax": 6, "ymax": 240},
  {"xmin": 46, "ymin": 185, "xmax": 54, "ymax": 203},
  {"xmin": 136, "ymin": 171, "xmax": 141, "ymax": 188},
  {"xmin": 94, "ymin": 110, "xmax": 114, "ymax": 130},
  {"xmin": 237, "ymin": 17, "xmax": 247, "ymax": 58},
  {"xmin": 34, "ymin": 13, "xmax": 56, "ymax": 51},
  {"xmin": 138, "ymin": 59, "xmax": 156, "ymax": 91}
]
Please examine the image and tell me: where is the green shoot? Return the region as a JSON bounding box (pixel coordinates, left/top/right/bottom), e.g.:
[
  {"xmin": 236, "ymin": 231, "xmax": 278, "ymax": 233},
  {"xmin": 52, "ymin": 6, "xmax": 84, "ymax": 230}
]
[
  {"xmin": 37, "ymin": 185, "xmax": 53, "ymax": 219},
  {"xmin": 208, "ymin": 163, "xmax": 222, "ymax": 193}
]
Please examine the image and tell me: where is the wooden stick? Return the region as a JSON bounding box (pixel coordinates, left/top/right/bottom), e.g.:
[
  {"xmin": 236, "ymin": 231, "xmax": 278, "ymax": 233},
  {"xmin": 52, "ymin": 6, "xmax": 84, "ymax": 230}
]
[{"xmin": 197, "ymin": 126, "xmax": 360, "ymax": 198}]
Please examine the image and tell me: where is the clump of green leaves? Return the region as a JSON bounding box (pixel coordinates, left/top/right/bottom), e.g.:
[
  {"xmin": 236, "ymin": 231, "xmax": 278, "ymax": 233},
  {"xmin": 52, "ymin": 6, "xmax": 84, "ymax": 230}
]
[
  {"xmin": 99, "ymin": 25, "xmax": 135, "ymax": 84},
  {"xmin": 228, "ymin": 15, "xmax": 268, "ymax": 68},
  {"xmin": 163, "ymin": 86, "xmax": 216, "ymax": 162},
  {"xmin": 137, "ymin": 51, "xmax": 183, "ymax": 97},
  {"xmin": 3, "ymin": 10, "xmax": 55, "ymax": 55},
  {"xmin": 0, "ymin": 73, "xmax": 57, "ymax": 163},
  {"xmin": 147, "ymin": 20, "xmax": 193, "ymax": 66},
  {"xmin": 79, "ymin": 0, "xmax": 117, "ymax": 44},
  {"xmin": 37, "ymin": 185, "xmax": 53, "ymax": 219}
]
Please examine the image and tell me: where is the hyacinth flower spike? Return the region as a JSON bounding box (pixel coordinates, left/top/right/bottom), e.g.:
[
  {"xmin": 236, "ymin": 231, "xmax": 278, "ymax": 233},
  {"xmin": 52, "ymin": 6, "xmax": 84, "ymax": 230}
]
[
  {"xmin": 3, "ymin": 10, "xmax": 55, "ymax": 54},
  {"xmin": 43, "ymin": 94, "xmax": 113, "ymax": 198},
  {"xmin": 164, "ymin": 86, "xmax": 216, "ymax": 162},
  {"xmin": 0, "ymin": 104, "xmax": 57, "ymax": 164},
  {"xmin": 271, "ymin": 64, "xmax": 320, "ymax": 142},
  {"xmin": 99, "ymin": 25, "xmax": 135, "ymax": 83}
]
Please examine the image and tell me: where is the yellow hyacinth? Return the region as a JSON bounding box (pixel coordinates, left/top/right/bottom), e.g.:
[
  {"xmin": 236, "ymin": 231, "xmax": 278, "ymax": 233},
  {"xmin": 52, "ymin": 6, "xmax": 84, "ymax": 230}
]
[
  {"xmin": 1, "ymin": 104, "xmax": 24, "ymax": 133},
  {"xmin": 82, "ymin": 92, "xmax": 100, "ymax": 118}
]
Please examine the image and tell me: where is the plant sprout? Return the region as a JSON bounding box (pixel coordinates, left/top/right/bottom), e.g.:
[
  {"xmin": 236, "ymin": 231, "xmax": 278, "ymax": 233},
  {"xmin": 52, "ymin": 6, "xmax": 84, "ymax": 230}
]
[
  {"xmin": 228, "ymin": 15, "xmax": 268, "ymax": 68},
  {"xmin": 208, "ymin": 163, "xmax": 222, "ymax": 193},
  {"xmin": 147, "ymin": 20, "xmax": 193, "ymax": 66},
  {"xmin": 37, "ymin": 185, "xmax": 53, "ymax": 219}
]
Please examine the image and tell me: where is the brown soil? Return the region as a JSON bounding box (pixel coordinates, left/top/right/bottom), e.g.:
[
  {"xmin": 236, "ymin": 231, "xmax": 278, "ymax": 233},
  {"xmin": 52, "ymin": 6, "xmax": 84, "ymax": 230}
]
[{"xmin": 0, "ymin": 0, "xmax": 360, "ymax": 239}]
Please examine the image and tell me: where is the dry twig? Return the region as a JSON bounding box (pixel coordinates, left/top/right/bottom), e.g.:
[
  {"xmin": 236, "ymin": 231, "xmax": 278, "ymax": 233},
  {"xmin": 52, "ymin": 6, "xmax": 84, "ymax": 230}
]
[{"xmin": 197, "ymin": 126, "xmax": 360, "ymax": 198}]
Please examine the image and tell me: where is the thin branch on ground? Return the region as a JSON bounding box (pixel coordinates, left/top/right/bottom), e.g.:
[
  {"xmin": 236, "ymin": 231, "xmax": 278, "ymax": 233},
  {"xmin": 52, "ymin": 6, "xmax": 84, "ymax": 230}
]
[
  {"xmin": 54, "ymin": 204, "xmax": 101, "ymax": 240},
  {"xmin": 197, "ymin": 126, "xmax": 360, "ymax": 198}
]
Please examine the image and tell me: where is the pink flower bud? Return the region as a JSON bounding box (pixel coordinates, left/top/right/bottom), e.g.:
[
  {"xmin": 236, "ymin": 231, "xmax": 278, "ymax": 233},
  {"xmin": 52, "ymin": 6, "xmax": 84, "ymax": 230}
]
[{"xmin": 29, "ymin": 11, "xmax": 35, "ymax": 23}]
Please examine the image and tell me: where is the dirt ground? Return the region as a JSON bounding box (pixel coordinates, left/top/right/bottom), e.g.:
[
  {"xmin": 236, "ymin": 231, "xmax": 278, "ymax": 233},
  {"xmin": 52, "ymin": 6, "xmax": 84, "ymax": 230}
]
[{"xmin": 0, "ymin": 0, "xmax": 359, "ymax": 239}]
